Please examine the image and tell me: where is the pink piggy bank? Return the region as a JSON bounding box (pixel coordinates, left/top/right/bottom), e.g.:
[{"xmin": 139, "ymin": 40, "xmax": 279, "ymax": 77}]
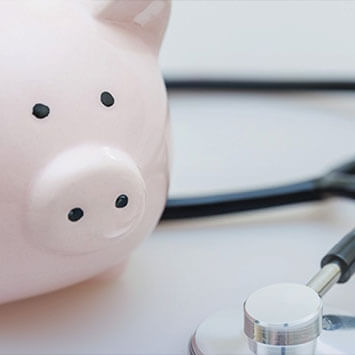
[{"xmin": 0, "ymin": 0, "xmax": 171, "ymax": 304}]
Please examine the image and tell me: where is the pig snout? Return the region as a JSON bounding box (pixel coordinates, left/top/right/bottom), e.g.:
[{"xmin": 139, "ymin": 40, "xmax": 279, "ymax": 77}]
[{"xmin": 26, "ymin": 146, "xmax": 146, "ymax": 255}]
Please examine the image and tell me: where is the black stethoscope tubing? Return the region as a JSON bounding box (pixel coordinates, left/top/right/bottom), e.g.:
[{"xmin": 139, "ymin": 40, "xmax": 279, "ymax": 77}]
[{"xmin": 162, "ymin": 79, "xmax": 355, "ymax": 220}]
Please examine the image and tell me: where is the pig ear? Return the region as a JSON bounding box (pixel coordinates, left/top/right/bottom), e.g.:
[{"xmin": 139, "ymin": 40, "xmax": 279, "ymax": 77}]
[{"xmin": 91, "ymin": 0, "xmax": 171, "ymax": 54}]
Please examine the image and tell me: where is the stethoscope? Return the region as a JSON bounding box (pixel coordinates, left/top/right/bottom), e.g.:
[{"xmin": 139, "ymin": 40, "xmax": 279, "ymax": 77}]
[{"xmin": 161, "ymin": 79, "xmax": 355, "ymax": 354}]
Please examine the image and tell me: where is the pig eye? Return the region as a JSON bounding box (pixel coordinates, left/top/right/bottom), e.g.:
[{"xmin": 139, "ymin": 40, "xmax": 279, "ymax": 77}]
[
  {"xmin": 68, "ymin": 208, "xmax": 84, "ymax": 222},
  {"xmin": 101, "ymin": 91, "xmax": 115, "ymax": 107},
  {"xmin": 115, "ymin": 194, "xmax": 128, "ymax": 208},
  {"xmin": 32, "ymin": 103, "xmax": 50, "ymax": 119}
]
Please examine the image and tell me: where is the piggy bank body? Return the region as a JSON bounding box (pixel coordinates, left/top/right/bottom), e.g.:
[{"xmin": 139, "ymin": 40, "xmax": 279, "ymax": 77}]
[{"xmin": 0, "ymin": 0, "xmax": 170, "ymax": 304}]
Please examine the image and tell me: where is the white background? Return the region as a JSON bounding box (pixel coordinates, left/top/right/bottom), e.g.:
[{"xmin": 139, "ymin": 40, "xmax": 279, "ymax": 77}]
[
  {"xmin": 1, "ymin": 1, "xmax": 355, "ymax": 354},
  {"xmin": 161, "ymin": 0, "xmax": 355, "ymax": 79}
]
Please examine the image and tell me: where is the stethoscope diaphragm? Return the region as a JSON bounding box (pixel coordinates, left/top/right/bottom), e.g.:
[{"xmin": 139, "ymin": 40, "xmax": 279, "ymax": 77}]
[{"xmin": 191, "ymin": 306, "xmax": 355, "ymax": 355}]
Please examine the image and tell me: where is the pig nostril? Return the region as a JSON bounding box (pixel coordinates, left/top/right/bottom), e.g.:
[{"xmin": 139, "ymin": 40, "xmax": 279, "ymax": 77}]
[
  {"xmin": 32, "ymin": 103, "xmax": 50, "ymax": 119},
  {"xmin": 115, "ymin": 194, "xmax": 128, "ymax": 208},
  {"xmin": 68, "ymin": 208, "xmax": 84, "ymax": 222},
  {"xmin": 101, "ymin": 91, "xmax": 115, "ymax": 107}
]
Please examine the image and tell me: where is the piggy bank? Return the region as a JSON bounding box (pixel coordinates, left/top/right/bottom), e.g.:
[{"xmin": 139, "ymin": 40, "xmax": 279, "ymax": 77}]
[{"xmin": 0, "ymin": 0, "xmax": 171, "ymax": 304}]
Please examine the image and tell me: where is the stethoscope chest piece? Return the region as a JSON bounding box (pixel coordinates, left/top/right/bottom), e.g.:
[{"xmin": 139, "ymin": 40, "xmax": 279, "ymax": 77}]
[
  {"xmin": 191, "ymin": 301, "xmax": 354, "ymax": 355},
  {"xmin": 244, "ymin": 283, "xmax": 322, "ymax": 355},
  {"xmin": 191, "ymin": 229, "xmax": 355, "ymax": 355}
]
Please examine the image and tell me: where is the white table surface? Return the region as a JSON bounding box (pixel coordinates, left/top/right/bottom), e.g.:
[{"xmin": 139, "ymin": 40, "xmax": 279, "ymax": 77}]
[{"xmin": 1, "ymin": 2, "xmax": 355, "ymax": 354}]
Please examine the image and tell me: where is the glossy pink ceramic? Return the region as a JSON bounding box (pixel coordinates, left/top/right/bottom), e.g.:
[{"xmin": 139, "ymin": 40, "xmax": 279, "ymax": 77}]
[{"xmin": 0, "ymin": 0, "xmax": 171, "ymax": 304}]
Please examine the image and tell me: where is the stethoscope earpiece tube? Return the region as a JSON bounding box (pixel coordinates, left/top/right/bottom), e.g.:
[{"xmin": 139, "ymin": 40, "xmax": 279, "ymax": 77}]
[
  {"xmin": 162, "ymin": 163, "xmax": 355, "ymax": 220},
  {"xmin": 163, "ymin": 179, "xmax": 323, "ymax": 220},
  {"xmin": 321, "ymin": 229, "xmax": 355, "ymax": 283},
  {"xmin": 162, "ymin": 155, "xmax": 355, "ymax": 221},
  {"xmin": 163, "ymin": 79, "xmax": 355, "ymax": 221},
  {"xmin": 165, "ymin": 79, "xmax": 355, "ymax": 92}
]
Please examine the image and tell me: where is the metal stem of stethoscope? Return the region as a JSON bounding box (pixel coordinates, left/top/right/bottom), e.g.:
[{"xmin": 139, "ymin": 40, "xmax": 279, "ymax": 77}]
[{"xmin": 191, "ymin": 229, "xmax": 355, "ymax": 355}]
